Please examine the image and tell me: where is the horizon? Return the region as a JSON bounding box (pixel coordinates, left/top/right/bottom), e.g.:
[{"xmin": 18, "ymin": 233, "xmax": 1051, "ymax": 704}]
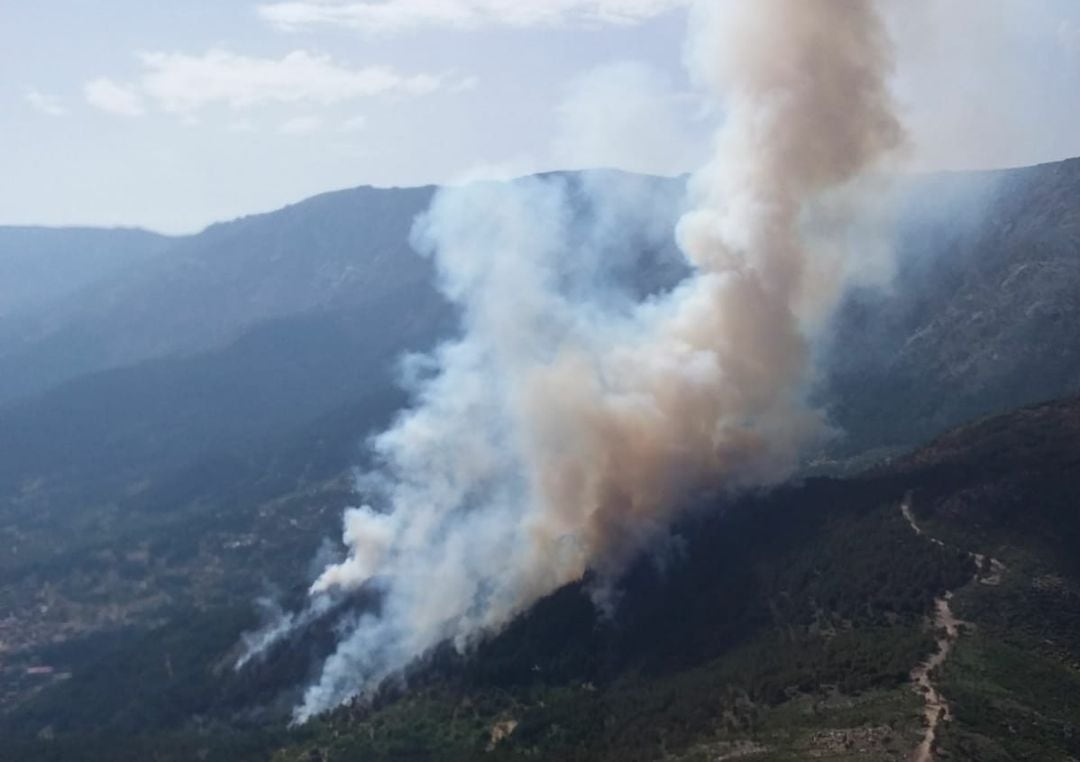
[
  {"xmin": 4, "ymin": 151, "xmax": 1077, "ymax": 238},
  {"xmin": 5, "ymin": 0, "xmax": 1080, "ymax": 233}
]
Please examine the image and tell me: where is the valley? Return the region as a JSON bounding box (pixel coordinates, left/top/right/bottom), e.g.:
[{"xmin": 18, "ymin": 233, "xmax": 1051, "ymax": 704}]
[
  {"xmin": 6, "ymin": 2, "xmax": 1080, "ymax": 759},
  {"xmin": 0, "ymin": 162, "xmax": 1079, "ymax": 760},
  {"xmin": 3, "ymin": 394, "xmax": 1078, "ymax": 760}
]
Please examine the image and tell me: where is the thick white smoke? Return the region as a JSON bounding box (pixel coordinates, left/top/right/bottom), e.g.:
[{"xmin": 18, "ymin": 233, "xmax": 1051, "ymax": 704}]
[{"xmin": 248, "ymin": 0, "xmax": 905, "ymax": 721}]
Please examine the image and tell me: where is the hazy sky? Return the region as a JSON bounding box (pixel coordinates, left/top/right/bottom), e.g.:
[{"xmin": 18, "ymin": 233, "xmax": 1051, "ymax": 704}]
[{"xmin": 4, "ymin": 0, "xmax": 1080, "ymax": 233}]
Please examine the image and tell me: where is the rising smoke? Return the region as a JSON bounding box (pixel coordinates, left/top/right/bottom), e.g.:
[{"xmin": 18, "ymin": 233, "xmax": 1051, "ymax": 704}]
[{"xmin": 240, "ymin": 0, "xmax": 905, "ymax": 722}]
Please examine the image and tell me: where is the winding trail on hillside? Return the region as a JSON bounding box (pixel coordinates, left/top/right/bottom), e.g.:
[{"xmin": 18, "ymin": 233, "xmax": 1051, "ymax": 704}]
[{"xmin": 900, "ymin": 499, "xmax": 1005, "ymax": 762}]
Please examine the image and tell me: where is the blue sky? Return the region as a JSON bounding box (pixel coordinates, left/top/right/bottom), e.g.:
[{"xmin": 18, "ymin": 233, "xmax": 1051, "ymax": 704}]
[{"xmin": 4, "ymin": 1, "xmax": 1080, "ymax": 232}]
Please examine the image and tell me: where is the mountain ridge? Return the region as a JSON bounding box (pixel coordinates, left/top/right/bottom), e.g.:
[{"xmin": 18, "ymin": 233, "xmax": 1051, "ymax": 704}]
[{"xmin": 1, "ymin": 159, "xmax": 1080, "ymax": 760}]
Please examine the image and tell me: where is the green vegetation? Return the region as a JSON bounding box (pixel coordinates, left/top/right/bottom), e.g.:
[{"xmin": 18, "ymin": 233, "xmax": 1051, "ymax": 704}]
[
  {"xmin": 5, "ymin": 160, "xmax": 1080, "ymax": 760},
  {"xmin": 934, "ymin": 572, "xmax": 1080, "ymax": 760},
  {"xmin": 2, "ymin": 393, "xmax": 1079, "ymax": 760},
  {"xmin": 264, "ymin": 485, "xmax": 973, "ymax": 762}
]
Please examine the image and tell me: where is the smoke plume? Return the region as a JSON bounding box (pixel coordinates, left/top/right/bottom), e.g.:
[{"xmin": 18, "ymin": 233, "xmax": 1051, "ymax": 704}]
[{"xmin": 251, "ymin": 0, "xmax": 905, "ymax": 721}]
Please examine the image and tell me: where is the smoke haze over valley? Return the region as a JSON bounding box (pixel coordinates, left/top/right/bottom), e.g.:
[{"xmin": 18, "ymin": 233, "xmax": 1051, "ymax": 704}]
[
  {"xmin": 3, "ymin": 2, "xmax": 1080, "ymax": 761},
  {"xmin": 247, "ymin": 0, "xmax": 913, "ymax": 721}
]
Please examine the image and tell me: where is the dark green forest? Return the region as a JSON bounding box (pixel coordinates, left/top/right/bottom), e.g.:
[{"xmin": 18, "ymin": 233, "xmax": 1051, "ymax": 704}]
[{"xmin": 4, "ymin": 396, "xmax": 1080, "ymax": 761}]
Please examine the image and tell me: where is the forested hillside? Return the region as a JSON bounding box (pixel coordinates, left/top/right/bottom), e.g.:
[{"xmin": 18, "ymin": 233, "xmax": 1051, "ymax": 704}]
[
  {"xmin": 4, "ymin": 396, "xmax": 1078, "ymax": 761},
  {"xmin": 2, "ymin": 160, "xmax": 1080, "ymax": 761}
]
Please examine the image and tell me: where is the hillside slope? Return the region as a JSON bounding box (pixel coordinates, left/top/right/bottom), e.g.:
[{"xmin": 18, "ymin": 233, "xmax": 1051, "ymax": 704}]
[
  {"xmin": 0, "ymin": 186, "xmax": 437, "ymax": 405},
  {"xmin": 0, "ymin": 286, "xmax": 452, "ymax": 581},
  {"xmin": 2, "ymin": 160, "xmax": 1080, "ymax": 760},
  {"xmin": 255, "ymin": 396, "xmax": 1080, "ymax": 762},
  {"xmin": 825, "ymin": 158, "xmax": 1080, "ymax": 454},
  {"xmin": 5, "ymin": 159, "xmax": 1079, "ymax": 453},
  {"xmin": 0, "ymin": 227, "xmax": 170, "ymax": 320},
  {"xmin": 0, "ymin": 171, "xmax": 685, "ymax": 407},
  {"xmin": 3, "ymin": 396, "xmax": 1077, "ymax": 761}
]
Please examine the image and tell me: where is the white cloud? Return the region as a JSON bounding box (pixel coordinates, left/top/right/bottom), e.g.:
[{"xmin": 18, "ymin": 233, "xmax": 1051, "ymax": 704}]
[
  {"xmin": 86, "ymin": 49, "xmax": 451, "ymax": 120},
  {"xmin": 1058, "ymin": 19, "xmax": 1080, "ymax": 58},
  {"xmin": 24, "ymin": 88, "xmax": 67, "ymax": 117},
  {"xmin": 258, "ymin": 0, "xmax": 687, "ymax": 33},
  {"xmin": 84, "ymin": 78, "xmax": 145, "ymax": 117},
  {"xmin": 228, "ymin": 118, "xmax": 258, "ymax": 133},
  {"xmin": 279, "ymin": 114, "xmax": 324, "ymax": 134},
  {"xmin": 138, "ymin": 49, "xmax": 442, "ymax": 114},
  {"xmin": 340, "ymin": 114, "xmax": 368, "ymax": 131}
]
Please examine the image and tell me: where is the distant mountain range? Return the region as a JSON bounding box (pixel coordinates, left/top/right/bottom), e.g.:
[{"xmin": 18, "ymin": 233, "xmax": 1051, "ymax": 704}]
[
  {"xmin": 1, "ymin": 159, "xmax": 1079, "ymax": 761},
  {"xmin": 2, "ymin": 161, "xmax": 1079, "ymax": 506},
  {"xmin": 0, "ymin": 227, "xmax": 170, "ymax": 321},
  {"xmin": 0, "ymin": 171, "xmax": 683, "ymax": 509},
  {"xmin": 0, "ymin": 185, "xmax": 439, "ymax": 405},
  {"xmin": 825, "ymin": 159, "xmax": 1080, "ymax": 456}
]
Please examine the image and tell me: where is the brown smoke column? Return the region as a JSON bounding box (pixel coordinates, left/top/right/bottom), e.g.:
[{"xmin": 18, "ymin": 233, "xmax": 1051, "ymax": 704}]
[
  {"xmin": 511, "ymin": 0, "xmax": 904, "ymax": 606},
  {"xmin": 271, "ymin": 0, "xmax": 906, "ymax": 721}
]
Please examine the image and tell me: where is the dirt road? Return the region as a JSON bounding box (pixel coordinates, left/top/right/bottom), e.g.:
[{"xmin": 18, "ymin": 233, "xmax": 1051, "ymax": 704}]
[{"xmin": 900, "ymin": 499, "xmax": 1004, "ymax": 762}]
